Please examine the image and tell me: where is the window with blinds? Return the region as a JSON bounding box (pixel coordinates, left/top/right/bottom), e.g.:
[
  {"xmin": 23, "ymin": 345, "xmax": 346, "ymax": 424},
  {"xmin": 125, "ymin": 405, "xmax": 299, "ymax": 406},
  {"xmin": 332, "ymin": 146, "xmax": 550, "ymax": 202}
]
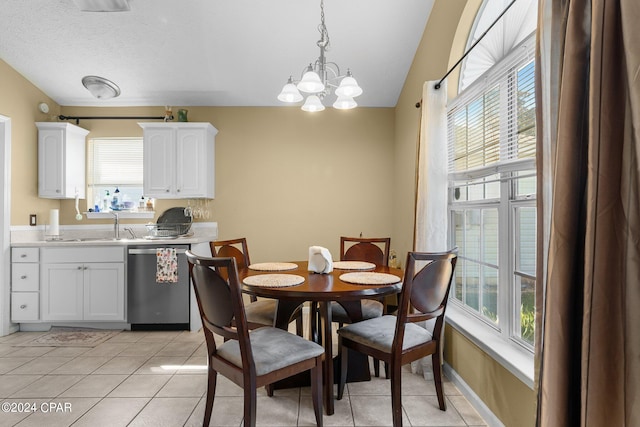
[
  {"xmin": 447, "ymin": 33, "xmax": 537, "ymax": 349},
  {"xmin": 448, "ymin": 36, "xmax": 536, "ymax": 177},
  {"xmin": 87, "ymin": 138, "xmax": 144, "ymax": 207}
]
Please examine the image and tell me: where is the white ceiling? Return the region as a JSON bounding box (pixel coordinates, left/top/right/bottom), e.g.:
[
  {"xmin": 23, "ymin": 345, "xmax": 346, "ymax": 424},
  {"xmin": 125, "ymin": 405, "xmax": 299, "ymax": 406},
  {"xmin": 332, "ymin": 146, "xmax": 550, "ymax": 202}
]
[{"xmin": 0, "ymin": 0, "xmax": 435, "ymax": 108}]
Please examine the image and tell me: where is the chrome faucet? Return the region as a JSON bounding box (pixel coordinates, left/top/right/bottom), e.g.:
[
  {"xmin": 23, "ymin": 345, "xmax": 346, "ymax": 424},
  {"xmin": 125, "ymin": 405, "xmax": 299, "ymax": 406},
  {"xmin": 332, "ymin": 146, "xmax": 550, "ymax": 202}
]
[
  {"xmin": 111, "ymin": 212, "xmax": 120, "ymax": 240},
  {"xmin": 124, "ymin": 227, "xmax": 137, "ymax": 239}
]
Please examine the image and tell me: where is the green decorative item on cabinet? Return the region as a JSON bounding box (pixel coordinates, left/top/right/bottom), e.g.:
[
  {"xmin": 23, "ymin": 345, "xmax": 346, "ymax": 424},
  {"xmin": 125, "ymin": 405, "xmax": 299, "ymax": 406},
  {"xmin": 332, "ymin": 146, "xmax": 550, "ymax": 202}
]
[{"xmin": 177, "ymin": 109, "xmax": 188, "ymax": 122}]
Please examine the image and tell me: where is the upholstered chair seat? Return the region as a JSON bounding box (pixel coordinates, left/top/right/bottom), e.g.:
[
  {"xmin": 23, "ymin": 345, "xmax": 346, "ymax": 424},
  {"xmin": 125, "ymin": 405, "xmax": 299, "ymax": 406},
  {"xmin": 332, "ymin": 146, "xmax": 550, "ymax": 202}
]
[
  {"xmin": 218, "ymin": 327, "xmax": 324, "ymax": 376},
  {"xmin": 337, "ymin": 315, "xmax": 432, "ymax": 353},
  {"xmin": 330, "ymin": 299, "xmax": 384, "ymax": 324}
]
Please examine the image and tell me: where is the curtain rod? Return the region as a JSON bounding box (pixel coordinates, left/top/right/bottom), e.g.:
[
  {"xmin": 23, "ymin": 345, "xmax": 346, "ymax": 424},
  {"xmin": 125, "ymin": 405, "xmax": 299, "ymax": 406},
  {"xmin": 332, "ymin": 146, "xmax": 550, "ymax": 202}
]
[
  {"xmin": 434, "ymin": 0, "xmax": 518, "ymax": 90},
  {"xmin": 58, "ymin": 114, "xmax": 172, "ymax": 125}
]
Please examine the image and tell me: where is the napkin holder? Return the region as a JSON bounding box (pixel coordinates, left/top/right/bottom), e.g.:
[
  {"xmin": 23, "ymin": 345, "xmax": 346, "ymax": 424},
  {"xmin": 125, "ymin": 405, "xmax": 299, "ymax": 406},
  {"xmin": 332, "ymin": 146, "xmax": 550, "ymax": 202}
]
[{"xmin": 308, "ymin": 246, "xmax": 333, "ymax": 274}]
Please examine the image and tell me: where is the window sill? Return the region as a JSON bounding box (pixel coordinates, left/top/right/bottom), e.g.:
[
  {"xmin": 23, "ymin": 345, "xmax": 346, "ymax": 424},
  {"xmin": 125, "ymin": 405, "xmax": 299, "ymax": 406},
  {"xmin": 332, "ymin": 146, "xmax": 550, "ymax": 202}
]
[
  {"xmin": 85, "ymin": 211, "xmax": 155, "ymax": 219},
  {"xmin": 446, "ymin": 305, "xmax": 534, "ymax": 389}
]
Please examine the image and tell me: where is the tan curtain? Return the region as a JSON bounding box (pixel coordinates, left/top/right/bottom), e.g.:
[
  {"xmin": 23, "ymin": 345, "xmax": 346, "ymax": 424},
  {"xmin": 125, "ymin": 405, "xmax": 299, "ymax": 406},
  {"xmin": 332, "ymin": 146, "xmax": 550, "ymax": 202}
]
[{"xmin": 535, "ymin": 0, "xmax": 640, "ymax": 426}]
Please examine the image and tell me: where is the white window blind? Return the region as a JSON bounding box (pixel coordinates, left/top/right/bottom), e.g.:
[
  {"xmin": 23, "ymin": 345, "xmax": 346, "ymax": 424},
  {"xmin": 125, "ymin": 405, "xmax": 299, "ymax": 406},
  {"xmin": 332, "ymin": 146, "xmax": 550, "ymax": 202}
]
[
  {"xmin": 87, "ymin": 138, "xmax": 143, "ymax": 187},
  {"xmin": 447, "ymin": 35, "xmax": 536, "ymax": 176}
]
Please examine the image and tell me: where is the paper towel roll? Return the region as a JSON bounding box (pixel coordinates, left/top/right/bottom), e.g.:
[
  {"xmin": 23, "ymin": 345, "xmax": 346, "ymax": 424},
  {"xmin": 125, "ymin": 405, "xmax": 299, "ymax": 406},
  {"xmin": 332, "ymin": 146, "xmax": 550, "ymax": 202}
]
[{"xmin": 49, "ymin": 209, "xmax": 59, "ymax": 236}]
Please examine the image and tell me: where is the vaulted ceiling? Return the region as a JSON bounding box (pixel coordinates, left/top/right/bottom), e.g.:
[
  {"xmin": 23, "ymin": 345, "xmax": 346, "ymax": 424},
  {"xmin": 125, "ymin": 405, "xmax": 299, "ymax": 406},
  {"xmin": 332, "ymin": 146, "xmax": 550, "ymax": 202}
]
[{"xmin": 0, "ymin": 0, "xmax": 434, "ymax": 108}]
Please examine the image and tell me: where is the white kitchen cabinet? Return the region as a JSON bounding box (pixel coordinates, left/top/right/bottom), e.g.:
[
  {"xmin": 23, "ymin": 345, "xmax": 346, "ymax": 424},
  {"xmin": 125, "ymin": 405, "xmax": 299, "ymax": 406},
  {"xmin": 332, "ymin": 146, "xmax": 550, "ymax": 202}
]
[
  {"xmin": 41, "ymin": 247, "xmax": 125, "ymax": 322},
  {"xmin": 36, "ymin": 122, "xmax": 89, "ymax": 199},
  {"xmin": 11, "ymin": 247, "xmax": 40, "ymax": 322},
  {"xmin": 84, "ymin": 263, "xmax": 125, "ymax": 320},
  {"xmin": 41, "ymin": 263, "xmax": 84, "ymax": 321},
  {"xmin": 11, "ymin": 293, "xmax": 39, "ymax": 322},
  {"xmin": 139, "ymin": 122, "xmax": 217, "ymax": 199}
]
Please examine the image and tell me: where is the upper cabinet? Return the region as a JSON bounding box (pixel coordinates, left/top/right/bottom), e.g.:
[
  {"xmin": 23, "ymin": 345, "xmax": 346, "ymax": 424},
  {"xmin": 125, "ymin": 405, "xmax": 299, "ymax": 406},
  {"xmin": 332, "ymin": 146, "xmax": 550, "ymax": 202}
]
[
  {"xmin": 139, "ymin": 122, "xmax": 217, "ymax": 199},
  {"xmin": 36, "ymin": 122, "xmax": 89, "ymax": 199}
]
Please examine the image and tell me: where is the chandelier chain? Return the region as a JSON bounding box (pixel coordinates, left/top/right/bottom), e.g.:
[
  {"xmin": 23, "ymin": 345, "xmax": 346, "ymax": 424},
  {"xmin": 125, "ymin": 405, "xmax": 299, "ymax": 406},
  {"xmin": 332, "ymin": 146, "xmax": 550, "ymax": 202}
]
[{"xmin": 317, "ymin": 0, "xmax": 330, "ymax": 50}]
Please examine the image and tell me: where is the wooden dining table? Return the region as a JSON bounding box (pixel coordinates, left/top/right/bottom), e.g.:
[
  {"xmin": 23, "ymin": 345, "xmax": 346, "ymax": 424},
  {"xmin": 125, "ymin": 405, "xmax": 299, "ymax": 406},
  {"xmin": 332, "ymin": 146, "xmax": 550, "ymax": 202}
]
[{"xmin": 239, "ymin": 260, "xmax": 403, "ymax": 415}]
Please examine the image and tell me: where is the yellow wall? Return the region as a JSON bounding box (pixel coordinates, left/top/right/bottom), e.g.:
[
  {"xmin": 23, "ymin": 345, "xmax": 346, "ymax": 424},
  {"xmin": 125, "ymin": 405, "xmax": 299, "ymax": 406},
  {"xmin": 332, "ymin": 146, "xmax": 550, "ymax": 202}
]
[
  {"xmin": 444, "ymin": 327, "xmax": 537, "ymax": 426},
  {"xmin": 0, "ymin": 60, "xmax": 62, "ymax": 228}
]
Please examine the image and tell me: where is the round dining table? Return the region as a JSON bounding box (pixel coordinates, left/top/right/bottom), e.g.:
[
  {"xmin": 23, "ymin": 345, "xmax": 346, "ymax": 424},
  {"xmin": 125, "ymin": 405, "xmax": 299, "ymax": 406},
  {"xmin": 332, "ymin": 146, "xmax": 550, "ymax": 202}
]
[{"xmin": 239, "ymin": 260, "xmax": 403, "ymax": 415}]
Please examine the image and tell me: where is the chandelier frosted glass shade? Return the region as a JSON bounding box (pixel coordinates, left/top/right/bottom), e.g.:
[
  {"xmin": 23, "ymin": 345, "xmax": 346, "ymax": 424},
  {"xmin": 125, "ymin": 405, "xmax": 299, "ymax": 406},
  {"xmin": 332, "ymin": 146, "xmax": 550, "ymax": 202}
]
[
  {"xmin": 297, "ymin": 69, "xmax": 325, "ymax": 93},
  {"xmin": 301, "ymin": 95, "xmax": 325, "ymax": 112},
  {"xmin": 333, "ymin": 95, "xmax": 357, "ymax": 110},
  {"xmin": 277, "ymin": 79, "xmax": 304, "ymax": 103},
  {"xmin": 335, "ymin": 74, "xmax": 363, "ymax": 98}
]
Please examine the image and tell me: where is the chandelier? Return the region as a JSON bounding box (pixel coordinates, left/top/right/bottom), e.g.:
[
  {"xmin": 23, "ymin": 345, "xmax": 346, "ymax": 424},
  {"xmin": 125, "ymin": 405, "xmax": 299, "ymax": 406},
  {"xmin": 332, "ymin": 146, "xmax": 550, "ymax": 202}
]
[{"xmin": 277, "ymin": 0, "xmax": 363, "ymax": 112}]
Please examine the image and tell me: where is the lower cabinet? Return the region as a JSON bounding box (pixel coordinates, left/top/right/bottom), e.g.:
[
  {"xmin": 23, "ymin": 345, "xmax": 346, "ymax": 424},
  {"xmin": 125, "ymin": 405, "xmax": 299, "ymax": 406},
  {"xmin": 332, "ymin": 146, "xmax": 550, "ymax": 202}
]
[
  {"xmin": 11, "ymin": 247, "xmax": 40, "ymax": 322},
  {"xmin": 40, "ymin": 247, "xmax": 126, "ymax": 322},
  {"xmin": 11, "ymin": 293, "xmax": 39, "ymax": 322}
]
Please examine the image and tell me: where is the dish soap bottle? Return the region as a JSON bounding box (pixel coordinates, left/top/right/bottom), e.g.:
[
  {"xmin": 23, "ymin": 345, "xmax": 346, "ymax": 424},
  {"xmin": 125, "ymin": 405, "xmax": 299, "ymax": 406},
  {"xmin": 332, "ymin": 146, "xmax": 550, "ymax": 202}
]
[
  {"xmin": 103, "ymin": 190, "xmax": 110, "ymax": 211},
  {"xmin": 139, "ymin": 196, "xmax": 146, "ymax": 210},
  {"xmin": 112, "ymin": 187, "xmax": 121, "ymax": 209}
]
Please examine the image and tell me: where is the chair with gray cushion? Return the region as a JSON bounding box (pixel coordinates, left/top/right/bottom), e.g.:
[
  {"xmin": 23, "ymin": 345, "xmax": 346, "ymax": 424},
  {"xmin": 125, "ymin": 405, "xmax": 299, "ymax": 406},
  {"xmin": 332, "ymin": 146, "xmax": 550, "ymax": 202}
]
[
  {"xmin": 186, "ymin": 251, "xmax": 324, "ymax": 427},
  {"xmin": 336, "ymin": 249, "xmax": 458, "ymax": 427},
  {"xmin": 316, "ymin": 236, "xmax": 391, "ymax": 377},
  {"xmin": 210, "ymin": 238, "xmax": 303, "ymax": 335},
  {"xmin": 310, "ymin": 237, "xmax": 392, "ymax": 376}
]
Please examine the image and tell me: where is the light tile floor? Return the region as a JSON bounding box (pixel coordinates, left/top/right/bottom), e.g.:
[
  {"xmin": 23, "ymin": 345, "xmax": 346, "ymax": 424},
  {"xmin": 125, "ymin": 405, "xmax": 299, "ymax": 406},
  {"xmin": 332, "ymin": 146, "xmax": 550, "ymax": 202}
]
[{"xmin": 0, "ymin": 329, "xmax": 488, "ymax": 427}]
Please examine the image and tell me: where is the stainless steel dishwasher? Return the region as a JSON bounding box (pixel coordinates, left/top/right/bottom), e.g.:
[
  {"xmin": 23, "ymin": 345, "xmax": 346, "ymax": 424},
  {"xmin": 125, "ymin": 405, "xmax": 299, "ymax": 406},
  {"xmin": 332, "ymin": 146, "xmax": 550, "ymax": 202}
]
[{"xmin": 127, "ymin": 244, "xmax": 190, "ymax": 330}]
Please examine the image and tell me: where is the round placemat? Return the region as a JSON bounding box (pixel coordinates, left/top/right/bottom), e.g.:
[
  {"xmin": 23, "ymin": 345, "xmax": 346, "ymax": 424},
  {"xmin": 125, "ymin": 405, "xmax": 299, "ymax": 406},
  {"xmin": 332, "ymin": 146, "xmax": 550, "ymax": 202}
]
[
  {"xmin": 248, "ymin": 262, "xmax": 298, "ymax": 271},
  {"xmin": 339, "ymin": 272, "xmax": 402, "ymax": 285},
  {"xmin": 333, "ymin": 261, "xmax": 376, "ymax": 271},
  {"xmin": 243, "ymin": 274, "xmax": 305, "ymax": 288}
]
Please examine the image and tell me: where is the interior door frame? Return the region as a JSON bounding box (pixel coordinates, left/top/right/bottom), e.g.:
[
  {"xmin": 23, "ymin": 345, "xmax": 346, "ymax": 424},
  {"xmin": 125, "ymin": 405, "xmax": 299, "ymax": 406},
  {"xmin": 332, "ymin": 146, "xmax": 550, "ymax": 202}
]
[{"xmin": 0, "ymin": 115, "xmax": 13, "ymax": 336}]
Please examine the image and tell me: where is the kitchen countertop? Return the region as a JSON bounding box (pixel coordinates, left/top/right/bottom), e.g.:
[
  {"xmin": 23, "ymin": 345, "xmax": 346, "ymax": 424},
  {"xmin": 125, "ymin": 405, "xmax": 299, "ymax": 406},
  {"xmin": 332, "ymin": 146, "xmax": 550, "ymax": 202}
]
[{"xmin": 10, "ymin": 222, "xmax": 218, "ymax": 247}]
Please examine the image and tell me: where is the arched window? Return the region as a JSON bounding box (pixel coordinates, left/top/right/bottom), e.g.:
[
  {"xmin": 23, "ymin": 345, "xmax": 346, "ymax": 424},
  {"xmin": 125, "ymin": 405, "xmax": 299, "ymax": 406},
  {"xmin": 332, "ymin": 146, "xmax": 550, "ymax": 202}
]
[
  {"xmin": 447, "ymin": 0, "xmax": 537, "ymax": 352},
  {"xmin": 459, "ymin": 0, "xmax": 538, "ymax": 92}
]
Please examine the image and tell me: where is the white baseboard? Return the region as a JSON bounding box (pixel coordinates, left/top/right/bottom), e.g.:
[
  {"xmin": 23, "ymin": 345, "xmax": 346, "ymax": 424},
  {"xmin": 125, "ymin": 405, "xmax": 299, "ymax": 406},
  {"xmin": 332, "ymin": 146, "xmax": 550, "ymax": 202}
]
[{"xmin": 444, "ymin": 362, "xmax": 505, "ymax": 427}]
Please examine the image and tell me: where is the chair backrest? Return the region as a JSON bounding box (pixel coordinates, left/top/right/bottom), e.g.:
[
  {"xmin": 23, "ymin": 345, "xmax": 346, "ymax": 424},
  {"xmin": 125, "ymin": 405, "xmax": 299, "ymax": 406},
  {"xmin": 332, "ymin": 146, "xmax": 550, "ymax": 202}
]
[
  {"xmin": 210, "ymin": 238, "xmax": 251, "ymax": 270},
  {"xmin": 186, "ymin": 251, "xmax": 255, "ymax": 365},
  {"xmin": 393, "ymin": 249, "xmax": 458, "ymax": 351},
  {"xmin": 210, "ymin": 239, "xmax": 255, "ymax": 300},
  {"xmin": 340, "ymin": 236, "xmax": 391, "ymax": 266}
]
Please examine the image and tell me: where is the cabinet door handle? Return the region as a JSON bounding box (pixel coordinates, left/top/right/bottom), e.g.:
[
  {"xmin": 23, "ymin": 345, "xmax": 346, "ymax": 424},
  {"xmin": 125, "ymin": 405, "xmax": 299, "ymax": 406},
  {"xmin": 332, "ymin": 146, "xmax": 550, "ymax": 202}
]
[
  {"xmin": 84, "ymin": 266, "xmax": 89, "ymax": 270},
  {"xmin": 20, "ymin": 304, "xmax": 27, "ymax": 309},
  {"xmin": 77, "ymin": 266, "xmax": 83, "ymax": 270},
  {"xmin": 165, "ymin": 189, "xmax": 170, "ymax": 192},
  {"xmin": 20, "ymin": 275, "xmax": 27, "ymax": 279},
  {"xmin": 20, "ymin": 254, "xmax": 27, "ymax": 258}
]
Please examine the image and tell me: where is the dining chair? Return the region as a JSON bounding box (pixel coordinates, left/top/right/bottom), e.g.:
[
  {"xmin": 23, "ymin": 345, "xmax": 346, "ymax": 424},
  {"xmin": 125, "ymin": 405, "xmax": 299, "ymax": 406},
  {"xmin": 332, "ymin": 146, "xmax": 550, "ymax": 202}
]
[
  {"xmin": 309, "ymin": 237, "xmax": 391, "ymax": 377},
  {"xmin": 336, "ymin": 249, "xmax": 458, "ymax": 427},
  {"xmin": 210, "ymin": 238, "xmax": 303, "ymax": 335},
  {"xmin": 186, "ymin": 251, "xmax": 324, "ymax": 427},
  {"xmin": 336, "ymin": 236, "xmax": 392, "ymax": 318},
  {"xmin": 331, "ymin": 236, "xmax": 392, "ymax": 377}
]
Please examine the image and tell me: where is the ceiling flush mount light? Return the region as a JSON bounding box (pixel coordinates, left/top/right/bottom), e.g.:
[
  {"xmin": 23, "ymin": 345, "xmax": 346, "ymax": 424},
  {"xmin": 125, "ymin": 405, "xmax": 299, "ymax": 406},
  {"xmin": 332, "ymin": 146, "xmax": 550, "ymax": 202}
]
[
  {"xmin": 72, "ymin": 0, "xmax": 130, "ymax": 12},
  {"xmin": 82, "ymin": 75, "xmax": 121, "ymax": 99},
  {"xmin": 277, "ymin": 0, "xmax": 362, "ymax": 112}
]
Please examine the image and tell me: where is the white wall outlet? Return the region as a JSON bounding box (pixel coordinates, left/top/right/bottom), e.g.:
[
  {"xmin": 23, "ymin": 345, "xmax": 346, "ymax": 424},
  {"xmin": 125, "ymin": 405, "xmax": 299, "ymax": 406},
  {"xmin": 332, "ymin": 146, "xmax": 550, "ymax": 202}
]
[{"xmin": 29, "ymin": 214, "xmax": 36, "ymax": 226}]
